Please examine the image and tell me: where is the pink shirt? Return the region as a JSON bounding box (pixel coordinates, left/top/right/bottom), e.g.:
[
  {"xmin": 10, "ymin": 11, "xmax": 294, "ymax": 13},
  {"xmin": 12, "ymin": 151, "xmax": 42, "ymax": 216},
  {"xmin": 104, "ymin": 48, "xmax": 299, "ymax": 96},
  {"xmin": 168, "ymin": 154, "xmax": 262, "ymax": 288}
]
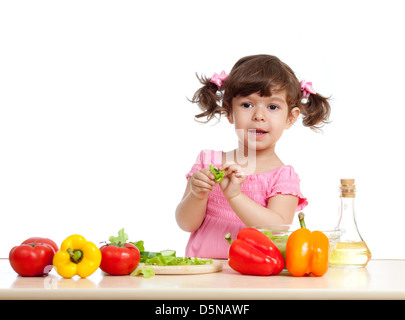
[{"xmin": 184, "ymin": 149, "xmax": 308, "ymax": 259}]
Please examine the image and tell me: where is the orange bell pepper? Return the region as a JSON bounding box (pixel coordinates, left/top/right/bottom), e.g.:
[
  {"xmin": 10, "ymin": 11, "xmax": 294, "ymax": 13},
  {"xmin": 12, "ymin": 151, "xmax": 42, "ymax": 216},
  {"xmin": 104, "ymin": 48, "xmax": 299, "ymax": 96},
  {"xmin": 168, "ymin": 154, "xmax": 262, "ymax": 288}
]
[{"xmin": 286, "ymin": 213, "xmax": 329, "ymax": 277}]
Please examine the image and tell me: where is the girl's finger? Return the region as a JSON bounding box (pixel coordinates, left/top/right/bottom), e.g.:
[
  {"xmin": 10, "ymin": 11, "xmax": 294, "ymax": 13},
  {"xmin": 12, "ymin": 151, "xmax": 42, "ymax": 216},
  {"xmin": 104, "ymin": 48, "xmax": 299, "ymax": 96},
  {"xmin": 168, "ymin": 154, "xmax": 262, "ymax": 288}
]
[
  {"xmin": 192, "ymin": 175, "xmax": 215, "ymax": 188},
  {"xmin": 219, "ymin": 162, "xmax": 234, "ymax": 171},
  {"xmin": 193, "ymin": 181, "xmax": 213, "ymax": 191},
  {"xmin": 194, "ymin": 170, "xmax": 215, "ymax": 185},
  {"xmin": 225, "ymin": 164, "xmax": 244, "ymax": 176},
  {"xmin": 220, "ymin": 163, "xmax": 235, "ymax": 173},
  {"xmin": 200, "ymin": 168, "xmax": 216, "ymax": 181}
]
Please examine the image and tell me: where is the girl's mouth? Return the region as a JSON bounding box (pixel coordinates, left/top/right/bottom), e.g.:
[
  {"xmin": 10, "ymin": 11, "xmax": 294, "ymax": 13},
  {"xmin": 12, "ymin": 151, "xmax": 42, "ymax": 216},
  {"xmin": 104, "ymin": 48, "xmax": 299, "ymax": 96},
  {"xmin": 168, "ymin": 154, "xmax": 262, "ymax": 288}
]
[
  {"xmin": 248, "ymin": 129, "xmax": 268, "ymax": 135},
  {"xmin": 248, "ymin": 128, "xmax": 268, "ymax": 139}
]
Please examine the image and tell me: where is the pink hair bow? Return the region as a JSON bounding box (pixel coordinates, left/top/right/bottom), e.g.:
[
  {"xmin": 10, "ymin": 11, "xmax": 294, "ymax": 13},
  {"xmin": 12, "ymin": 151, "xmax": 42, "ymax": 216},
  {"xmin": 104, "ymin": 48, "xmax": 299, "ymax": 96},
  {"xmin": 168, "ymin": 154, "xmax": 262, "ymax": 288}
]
[
  {"xmin": 210, "ymin": 70, "xmax": 228, "ymax": 89},
  {"xmin": 300, "ymin": 80, "xmax": 316, "ymax": 99}
]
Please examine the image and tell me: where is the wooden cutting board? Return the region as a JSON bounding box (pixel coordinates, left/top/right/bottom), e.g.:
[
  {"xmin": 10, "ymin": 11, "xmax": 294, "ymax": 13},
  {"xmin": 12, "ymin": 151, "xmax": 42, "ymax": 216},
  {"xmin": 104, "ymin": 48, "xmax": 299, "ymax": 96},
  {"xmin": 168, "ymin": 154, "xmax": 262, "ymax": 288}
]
[{"xmin": 151, "ymin": 261, "xmax": 223, "ymax": 275}]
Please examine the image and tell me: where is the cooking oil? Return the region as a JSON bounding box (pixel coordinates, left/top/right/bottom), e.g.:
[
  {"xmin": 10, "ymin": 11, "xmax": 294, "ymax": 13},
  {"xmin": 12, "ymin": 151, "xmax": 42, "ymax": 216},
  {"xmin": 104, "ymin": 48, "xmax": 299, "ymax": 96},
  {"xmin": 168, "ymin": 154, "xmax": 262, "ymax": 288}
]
[
  {"xmin": 329, "ymin": 241, "xmax": 371, "ymax": 267},
  {"xmin": 329, "ymin": 179, "xmax": 371, "ymax": 268}
]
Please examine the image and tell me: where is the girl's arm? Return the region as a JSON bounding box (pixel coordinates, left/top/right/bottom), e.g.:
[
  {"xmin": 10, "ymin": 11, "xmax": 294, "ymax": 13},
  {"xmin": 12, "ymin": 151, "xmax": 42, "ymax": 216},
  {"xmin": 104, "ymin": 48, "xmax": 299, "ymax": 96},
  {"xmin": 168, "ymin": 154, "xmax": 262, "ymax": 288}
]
[
  {"xmin": 220, "ymin": 163, "xmax": 298, "ymax": 226},
  {"xmin": 175, "ymin": 169, "xmax": 215, "ymax": 232},
  {"xmin": 228, "ymin": 193, "xmax": 298, "ymax": 226}
]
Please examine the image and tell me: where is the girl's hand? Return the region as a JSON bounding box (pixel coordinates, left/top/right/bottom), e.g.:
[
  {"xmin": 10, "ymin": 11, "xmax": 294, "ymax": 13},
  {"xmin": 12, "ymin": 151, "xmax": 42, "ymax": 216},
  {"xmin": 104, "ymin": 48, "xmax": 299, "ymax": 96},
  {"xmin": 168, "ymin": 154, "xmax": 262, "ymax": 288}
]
[
  {"xmin": 190, "ymin": 169, "xmax": 216, "ymax": 200},
  {"xmin": 219, "ymin": 163, "xmax": 247, "ymax": 200}
]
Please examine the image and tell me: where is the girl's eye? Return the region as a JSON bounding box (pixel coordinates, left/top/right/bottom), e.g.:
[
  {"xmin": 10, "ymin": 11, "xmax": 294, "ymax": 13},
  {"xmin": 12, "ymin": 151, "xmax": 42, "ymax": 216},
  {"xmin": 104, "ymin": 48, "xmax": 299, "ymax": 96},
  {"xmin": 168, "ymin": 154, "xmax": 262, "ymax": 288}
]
[
  {"xmin": 268, "ymin": 104, "xmax": 278, "ymax": 110},
  {"xmin": 242, "ymin": 103, "xmax": 253, "ymax": 108}
]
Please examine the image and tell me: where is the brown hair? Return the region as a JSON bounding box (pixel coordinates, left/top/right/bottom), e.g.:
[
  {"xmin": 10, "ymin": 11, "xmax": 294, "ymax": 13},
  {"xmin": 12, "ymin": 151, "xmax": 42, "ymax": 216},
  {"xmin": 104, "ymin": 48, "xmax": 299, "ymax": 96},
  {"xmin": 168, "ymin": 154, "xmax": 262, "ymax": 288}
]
[{"xmin": 190, "ymin": 54, "xmax": 331, "ymax": 130}]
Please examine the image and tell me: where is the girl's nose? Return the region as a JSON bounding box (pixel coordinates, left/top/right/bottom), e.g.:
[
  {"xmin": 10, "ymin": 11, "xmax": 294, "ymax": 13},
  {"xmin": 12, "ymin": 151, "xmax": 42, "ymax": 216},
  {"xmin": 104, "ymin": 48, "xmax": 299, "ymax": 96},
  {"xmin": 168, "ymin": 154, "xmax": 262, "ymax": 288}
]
[{"xmin": 253, "ymin": 109, "xmax": 265, "ymax": 121}]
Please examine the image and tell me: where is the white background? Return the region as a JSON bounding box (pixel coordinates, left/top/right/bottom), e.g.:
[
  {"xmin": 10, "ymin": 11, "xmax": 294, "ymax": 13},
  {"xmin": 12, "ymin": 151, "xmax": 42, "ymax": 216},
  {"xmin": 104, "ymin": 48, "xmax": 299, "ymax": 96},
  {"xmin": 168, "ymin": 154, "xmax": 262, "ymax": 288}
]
[{"xmin": 1, "ymin": 0, "xmax": 404, "ymax": 259}]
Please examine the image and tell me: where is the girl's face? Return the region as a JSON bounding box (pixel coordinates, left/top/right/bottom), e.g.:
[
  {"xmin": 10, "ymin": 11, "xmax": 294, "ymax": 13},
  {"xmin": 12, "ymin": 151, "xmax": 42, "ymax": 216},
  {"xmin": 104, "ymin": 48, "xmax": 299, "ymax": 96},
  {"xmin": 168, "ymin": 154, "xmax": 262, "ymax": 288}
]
[{"xmin": 228, "ymin": 90, "xmax": 299, "ymax": 152}]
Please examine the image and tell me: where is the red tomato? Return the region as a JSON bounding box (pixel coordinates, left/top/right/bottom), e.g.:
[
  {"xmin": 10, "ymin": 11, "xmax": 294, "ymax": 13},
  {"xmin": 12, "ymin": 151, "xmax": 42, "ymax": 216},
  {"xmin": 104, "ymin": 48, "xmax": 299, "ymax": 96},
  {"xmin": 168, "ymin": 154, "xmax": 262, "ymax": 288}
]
[
  {"xmin": 21, "ymin": 237, "xmax": 59, "ymax": 253},
  {"xmin": 99, "ymin": 243, "xmax": 140, "ymax": 275},
  {"xmin": 9, "ymin": 243, "xmax": 55, "ymax": 277}
]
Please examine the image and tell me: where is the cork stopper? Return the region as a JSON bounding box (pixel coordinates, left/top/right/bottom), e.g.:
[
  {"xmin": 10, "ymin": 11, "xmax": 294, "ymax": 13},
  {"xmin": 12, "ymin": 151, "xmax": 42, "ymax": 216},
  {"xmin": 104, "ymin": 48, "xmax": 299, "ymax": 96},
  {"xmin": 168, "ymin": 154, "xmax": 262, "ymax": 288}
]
[{"xmin": 340, "ymin": 179, "xmax": 356, "ymax": 198}]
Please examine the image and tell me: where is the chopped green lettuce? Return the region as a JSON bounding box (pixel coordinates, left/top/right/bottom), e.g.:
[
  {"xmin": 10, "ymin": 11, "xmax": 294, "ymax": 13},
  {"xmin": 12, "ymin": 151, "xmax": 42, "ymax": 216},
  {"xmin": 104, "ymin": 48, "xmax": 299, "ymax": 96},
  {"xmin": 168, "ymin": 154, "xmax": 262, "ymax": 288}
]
[
  {"xmin": 261, "ymin": 231, "xmax": 289, "ymax": 243},
  {"xmin": 209, "ymin": 164, "xmax": 226, "ymax": 183},
  {"xmin": 131, "ymin": 264, "xmax": 155, "ymax": 278},
  {"xmin": 261, "ymin": 230, "xmax": 289, "ymax": 263},
  {"xmin": 108, "ymin": 228, "xmax": 129, "ymax": 247},
  {"xmin": 131, "ymin": 240, "xmax": 145, "ymax": 252},
  {"xmin": 129, "ymin": 244, "xmax": 213, "ymax": 278}
]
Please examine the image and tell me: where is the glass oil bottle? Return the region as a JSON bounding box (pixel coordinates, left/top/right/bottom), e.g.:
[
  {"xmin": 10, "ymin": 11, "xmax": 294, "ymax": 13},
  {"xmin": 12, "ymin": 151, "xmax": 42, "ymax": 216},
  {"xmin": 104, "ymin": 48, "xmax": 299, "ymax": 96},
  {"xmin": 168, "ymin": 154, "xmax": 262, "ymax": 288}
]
[{"xmin": 329, "ymin": 179, "xmax": 371, "ymax": 268}]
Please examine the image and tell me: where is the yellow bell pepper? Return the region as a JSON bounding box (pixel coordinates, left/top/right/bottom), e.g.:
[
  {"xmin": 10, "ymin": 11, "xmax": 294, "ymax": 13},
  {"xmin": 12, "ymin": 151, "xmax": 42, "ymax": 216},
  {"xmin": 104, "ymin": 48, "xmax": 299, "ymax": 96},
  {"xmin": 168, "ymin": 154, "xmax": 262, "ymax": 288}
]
[{"xmin": 53, "ymin": 234, "xmax": 101, "ymax": 278}]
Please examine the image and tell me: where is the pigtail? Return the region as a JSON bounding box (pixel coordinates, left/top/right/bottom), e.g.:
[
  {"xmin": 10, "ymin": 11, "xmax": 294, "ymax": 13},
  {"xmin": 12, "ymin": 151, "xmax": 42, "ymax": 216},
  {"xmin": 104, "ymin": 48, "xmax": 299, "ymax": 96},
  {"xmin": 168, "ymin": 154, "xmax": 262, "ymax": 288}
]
[
  {"xmin": 299, "ymin": 92, "xmax": 331, "ymax": 130},
  {"xmin": 190, "ymin": 74, "xmax": 229, "ymax": 122}
]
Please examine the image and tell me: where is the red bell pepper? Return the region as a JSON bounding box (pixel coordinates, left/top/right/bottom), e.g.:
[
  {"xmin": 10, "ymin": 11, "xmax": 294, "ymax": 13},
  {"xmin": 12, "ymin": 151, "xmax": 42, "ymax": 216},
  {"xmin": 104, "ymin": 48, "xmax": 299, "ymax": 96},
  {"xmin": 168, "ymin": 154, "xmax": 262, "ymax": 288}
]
[{"xmin": 225, "ymin": 227, "xmax": 284, "ymax": 276}]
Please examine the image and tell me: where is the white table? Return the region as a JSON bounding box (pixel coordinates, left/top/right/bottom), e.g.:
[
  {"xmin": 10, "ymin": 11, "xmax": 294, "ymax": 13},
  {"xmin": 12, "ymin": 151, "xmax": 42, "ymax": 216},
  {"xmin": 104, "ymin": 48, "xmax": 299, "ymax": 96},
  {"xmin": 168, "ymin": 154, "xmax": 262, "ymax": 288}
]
[{"xmin": 1, "ymin": 258, "xmax": 404, "ymax": 300}]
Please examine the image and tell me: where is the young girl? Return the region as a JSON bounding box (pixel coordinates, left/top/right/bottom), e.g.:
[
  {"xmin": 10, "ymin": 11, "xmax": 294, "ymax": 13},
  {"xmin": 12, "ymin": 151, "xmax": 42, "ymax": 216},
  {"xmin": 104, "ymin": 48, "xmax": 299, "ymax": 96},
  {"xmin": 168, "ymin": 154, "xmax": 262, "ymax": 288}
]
[{"xmin": 175, "ymin": 54, "xmax": 331, "ymax": 259}]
